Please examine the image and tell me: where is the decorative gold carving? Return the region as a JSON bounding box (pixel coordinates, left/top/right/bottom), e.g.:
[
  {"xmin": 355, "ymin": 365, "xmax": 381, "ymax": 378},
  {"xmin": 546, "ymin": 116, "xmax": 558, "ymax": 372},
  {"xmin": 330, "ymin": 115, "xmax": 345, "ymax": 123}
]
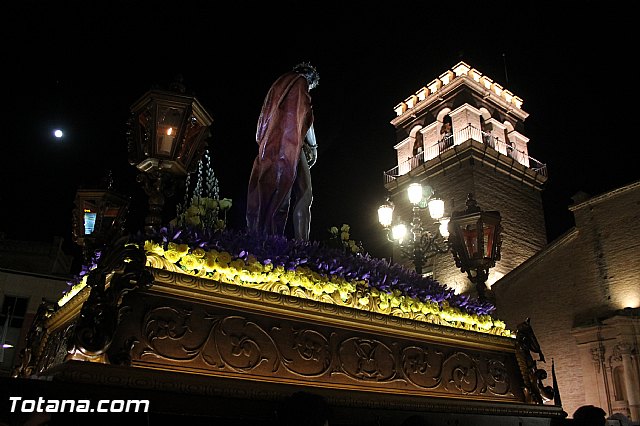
[
  {"xmin": 116, "ymin": 294, "xmax": 522, "ymax": 402},
  {"xmin": 339, "ymin": 338, "xmax": 396, "ymax": 381},
  {"xmin": 11, "ymin": 300, "xmax": 57, "ymax": 378},
  {"xmin": 66, "ymin": 238, "xmax": 154, "ymax": 364},
  {"xmin": 514, "ymin": 318, "xmax": 555, "ymax": 404}
]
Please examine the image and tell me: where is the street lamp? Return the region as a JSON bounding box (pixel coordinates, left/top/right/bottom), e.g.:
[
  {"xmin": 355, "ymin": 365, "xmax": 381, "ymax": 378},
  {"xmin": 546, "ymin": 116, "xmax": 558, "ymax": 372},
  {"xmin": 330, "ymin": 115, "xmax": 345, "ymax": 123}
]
[
  {"xmin": 447, "ymin": 193, "xmax": 502, "ymax": 300},
  {"xmin": 378, "ymin": 186, "xmax": 502, "ymax": 300},
  {"xmin": 377, "ymin": 183, "xmax": 450, "ymax": 275},
  {"xmin": 127, "ymin": 76, "xmax": 213, "ymax": 234}
]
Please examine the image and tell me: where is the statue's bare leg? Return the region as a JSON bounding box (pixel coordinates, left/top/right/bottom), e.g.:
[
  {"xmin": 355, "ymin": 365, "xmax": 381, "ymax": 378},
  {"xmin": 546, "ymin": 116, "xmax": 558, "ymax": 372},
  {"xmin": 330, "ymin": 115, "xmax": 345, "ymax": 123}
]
[{"xmin": 292, "ymin": 153, "xmax": 313, "ymax": 240}]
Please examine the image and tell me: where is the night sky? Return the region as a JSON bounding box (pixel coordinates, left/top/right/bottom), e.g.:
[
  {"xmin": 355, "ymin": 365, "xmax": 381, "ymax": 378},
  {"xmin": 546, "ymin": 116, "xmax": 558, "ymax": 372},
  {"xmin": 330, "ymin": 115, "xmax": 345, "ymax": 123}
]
[{"xmin": 3, "ymin": 2, "xmax": 635, "ymax": 268}]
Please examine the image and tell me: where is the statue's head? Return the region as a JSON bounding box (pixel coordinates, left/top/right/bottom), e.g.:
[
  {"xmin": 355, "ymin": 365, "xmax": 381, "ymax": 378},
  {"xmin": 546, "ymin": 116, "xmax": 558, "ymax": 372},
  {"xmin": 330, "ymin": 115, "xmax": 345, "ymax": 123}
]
[{"xmin": 293, "ymin": 62, "xmax": 320, "ymax": 90}]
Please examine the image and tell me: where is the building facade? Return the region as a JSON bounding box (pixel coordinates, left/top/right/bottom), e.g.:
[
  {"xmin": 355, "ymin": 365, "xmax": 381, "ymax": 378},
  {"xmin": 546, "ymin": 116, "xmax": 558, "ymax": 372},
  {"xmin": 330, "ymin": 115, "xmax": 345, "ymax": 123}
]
[
  {"xmin": 0, "ymin": 235, "xmax": 72, "ymax": 375},
  {"xmin": 492, "ymin": 181, "xmax": 640, "ymax": 420}
]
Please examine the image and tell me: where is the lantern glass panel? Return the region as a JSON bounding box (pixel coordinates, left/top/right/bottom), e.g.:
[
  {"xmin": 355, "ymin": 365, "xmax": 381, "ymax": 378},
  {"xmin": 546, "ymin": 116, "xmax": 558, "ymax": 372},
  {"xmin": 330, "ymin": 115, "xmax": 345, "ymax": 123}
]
[
  {"xmin": 156, "ymin": 106, "xmax": 184, "ymax": 155},
  {"xmin": 84, "ymin": 211, "xmax": 97, "ymax": 235},
  {"xmin": 483, "ymin": 223, "xmax": 495, "ymax": 257},
  {"xmin": 461, "ymin": 224, "xmax": 479, "ymax": 258}
]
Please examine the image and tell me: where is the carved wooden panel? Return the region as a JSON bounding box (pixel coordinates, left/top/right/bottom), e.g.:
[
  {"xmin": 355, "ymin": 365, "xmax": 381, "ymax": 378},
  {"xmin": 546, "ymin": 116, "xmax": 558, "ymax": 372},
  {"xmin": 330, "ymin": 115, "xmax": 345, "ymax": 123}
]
[{"xmin": 112, "ymin": 292, "xmax": 524, "ymax": 402}]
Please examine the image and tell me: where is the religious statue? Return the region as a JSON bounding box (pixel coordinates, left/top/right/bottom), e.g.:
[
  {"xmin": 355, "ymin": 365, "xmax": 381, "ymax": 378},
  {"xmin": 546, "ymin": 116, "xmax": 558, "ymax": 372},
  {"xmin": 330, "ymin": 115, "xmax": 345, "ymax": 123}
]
[{"xmin": 246, "ymin": 63, "xmax": 320, "ymax": 240}]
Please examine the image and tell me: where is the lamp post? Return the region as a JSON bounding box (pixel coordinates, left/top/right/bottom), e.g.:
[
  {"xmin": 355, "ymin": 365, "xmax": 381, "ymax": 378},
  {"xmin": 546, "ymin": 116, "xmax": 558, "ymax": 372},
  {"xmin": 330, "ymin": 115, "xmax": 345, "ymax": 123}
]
[
  {"xmin": 378, "ymin": 186, "xmax": 502, "ymax": 300},
  {"xmin": 127, "ymin": 77, "xmax": 213, "ymax": 234},
  {"xmin": 377, "ymin": 182, "xmax": 450, "ymax": 275},
  {"xmin": 71, "ymin": 172, "xmax": 130, "ymax": 263},
  {"xmin": 447, "ymin": 193, "xmax": 502, "ymax": 300}
]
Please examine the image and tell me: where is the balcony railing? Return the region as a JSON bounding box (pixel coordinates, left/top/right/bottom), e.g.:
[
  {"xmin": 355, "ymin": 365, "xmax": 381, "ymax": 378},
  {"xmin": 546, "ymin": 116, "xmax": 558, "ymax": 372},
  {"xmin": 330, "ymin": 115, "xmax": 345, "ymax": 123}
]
[{"xmin": 383, "ymin": 124, "xmax": 547, "ymax": 184}]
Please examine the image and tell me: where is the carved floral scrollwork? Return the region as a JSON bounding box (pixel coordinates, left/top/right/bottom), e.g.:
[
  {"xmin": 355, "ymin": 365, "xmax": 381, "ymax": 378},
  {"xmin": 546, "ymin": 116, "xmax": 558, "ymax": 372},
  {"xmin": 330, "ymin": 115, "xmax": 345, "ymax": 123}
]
[
  {"xmin": 486, "ymin": 359, "xmax": 512, "ymax": 396},
  {"xmin": 277, "ymin": 328, "xmax": 331, "ymax": 377},
  {"xmin": 401, "ymin": 345, "xmax": 443, "ymax": 389},
  {"xmin": 213, "ymin": 316, "xmax": 277, "ymax": 372},
  {"xmin": 139, "ymin": 309, "xmax": 280, "ymax": 374},
  {"xmin": 129, "ymin": 301, "xmax": 520, "ymax": 400},
  {"xmin": 141, "ymin": 307, "xmax": 195, "ymax": 361},
  {"xmin": 338, "ymin": 338, "xmax": 397, "ymax": 381},
  {"xmin": 138, "ymin": 305, "xmax": 336, "ymax": 379},
  {"xmin": 444, "ymin": 352, "xmax": 486, "ymax": 394}
]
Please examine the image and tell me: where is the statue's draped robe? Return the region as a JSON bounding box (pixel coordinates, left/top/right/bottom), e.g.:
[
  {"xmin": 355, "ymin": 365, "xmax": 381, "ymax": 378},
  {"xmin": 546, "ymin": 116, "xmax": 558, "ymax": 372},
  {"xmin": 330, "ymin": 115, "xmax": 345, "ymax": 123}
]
[{"xmin": 246, "ymin": 71, "xmax": 314, "ymax": 236}]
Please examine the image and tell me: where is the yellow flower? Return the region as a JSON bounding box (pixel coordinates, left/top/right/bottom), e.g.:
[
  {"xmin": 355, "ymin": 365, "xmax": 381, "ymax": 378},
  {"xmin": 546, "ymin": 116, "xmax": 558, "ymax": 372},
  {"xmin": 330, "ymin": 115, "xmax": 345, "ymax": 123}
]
[
  {"xmin": 494, "ymin": 319, "xmax": 506, "ymax": 329},
  {"xmin": 321, "ymin": 282, "xmax": 337, "ymax": 294},
  {"xmin": 217, "ymin": 251, "xmax": 232, "ymax": 265},
  {"xmin": 400, "ymin": 299, "xmax": 412, "ymax": 313},
  {"xmin": 248, "ymin": 260, "xmax": 263, "ymax": 274},
  {"xmin": 311, "ymin": 283, "xmax": 325, "ymax": 297},
  {"xmin": 202, "ymin": 197, "xmax": 219, "ymax": 210},
  {"xmin": 192, "ymin": 247, "xmax": 206, "ymax": 258},
  {"xmin": 340, "ymin": 231, "xmax": 349, "ymax": 241},
  {"xmin": 219, "ymin": 198, "xmax": 233, "ymax": 210},
  {"xmin": 203, "ymin": 254, "xmax": 217, "ymax": 272},
  {"xmin": 166, "ymin": 242, "xmax": 190, "ymax": 257},
  {"xmin": 230, "ymin": 259, "xmax": 245, "ymax": 271},
  {"xmin": 187, "ymin": 216, "xmax": 202, "ymax": 226},
  {"xmin": 164, "ymin": 250, "xmax": 182, "ymax": 264},
  {"xmin": 144, "ymin": 241, "xmax": 165, "ymax": 256},
  {"xmin": 181, "ymin": 254, "xmax": 203, "ymax": 271},
  {"xmin": 340, "ymin": 224, "xmax": 350, "ymax": 232},
  {"xmin": 390, "ymin": 294, "xmax": 402, "ymax": 308},
  {"xmin": 186, "ymin": 205, "xmax": 202, "ymax": 216},
  {"xmin": 330, "ymin": 226, "xmax": 338, "ymax": 234}
]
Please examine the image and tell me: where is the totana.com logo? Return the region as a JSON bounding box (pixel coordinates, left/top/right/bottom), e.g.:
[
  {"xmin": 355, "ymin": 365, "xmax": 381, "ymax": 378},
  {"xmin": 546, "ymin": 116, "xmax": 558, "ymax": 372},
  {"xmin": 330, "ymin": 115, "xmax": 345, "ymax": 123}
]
[{"xmin": 9, "ymin": 397, "xmax": 149, "ymax": 413}]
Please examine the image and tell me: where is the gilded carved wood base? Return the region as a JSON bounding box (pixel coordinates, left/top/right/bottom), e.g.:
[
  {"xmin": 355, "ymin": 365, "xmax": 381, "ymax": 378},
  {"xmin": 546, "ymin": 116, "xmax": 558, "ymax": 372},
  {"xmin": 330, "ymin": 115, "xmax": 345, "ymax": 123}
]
[
  {"xmin": 103, "ymin": 269, "xmax": 525, "ymax": 404},
  {"xmin": 137, "ymin": 299, "xmax": 512, "ymax": 401},
  {"xmin": 27, "ymin": 269, "xmax": 565, "ymax": 422}
]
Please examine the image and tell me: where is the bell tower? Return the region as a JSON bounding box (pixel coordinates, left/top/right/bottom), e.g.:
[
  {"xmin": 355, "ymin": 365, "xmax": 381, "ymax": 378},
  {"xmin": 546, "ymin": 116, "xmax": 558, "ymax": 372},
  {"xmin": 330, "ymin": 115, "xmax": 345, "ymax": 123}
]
[{"xmin": 383, "ymin": 61, "xmax": 547, "ymax": 295}]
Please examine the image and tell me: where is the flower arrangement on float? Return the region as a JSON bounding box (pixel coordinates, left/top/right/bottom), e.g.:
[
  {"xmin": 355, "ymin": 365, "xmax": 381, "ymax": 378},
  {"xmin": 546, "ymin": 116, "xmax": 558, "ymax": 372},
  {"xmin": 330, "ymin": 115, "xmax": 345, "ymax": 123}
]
[
  {"xmin": 59, "ymin": 150, "xmax": 510, "ymax": 337},
  {"xmin": 138, "ymin": 225, "xmax": 509, "ymax": 336}
]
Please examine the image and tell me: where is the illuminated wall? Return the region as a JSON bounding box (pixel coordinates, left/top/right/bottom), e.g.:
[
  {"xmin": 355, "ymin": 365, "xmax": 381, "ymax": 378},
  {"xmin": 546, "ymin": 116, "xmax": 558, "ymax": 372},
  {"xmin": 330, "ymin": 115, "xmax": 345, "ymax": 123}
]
[{"xmin": 492, "ymin": 180, "xmax": 640, "ymax": 420}]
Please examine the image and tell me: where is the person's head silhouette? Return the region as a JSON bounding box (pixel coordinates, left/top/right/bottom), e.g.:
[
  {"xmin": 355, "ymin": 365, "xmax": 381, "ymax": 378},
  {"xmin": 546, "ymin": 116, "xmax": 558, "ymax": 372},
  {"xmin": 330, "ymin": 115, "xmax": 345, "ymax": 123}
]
[{"xmin": 573, "ymin": 405, "xmax": 606, "ymax": 426}]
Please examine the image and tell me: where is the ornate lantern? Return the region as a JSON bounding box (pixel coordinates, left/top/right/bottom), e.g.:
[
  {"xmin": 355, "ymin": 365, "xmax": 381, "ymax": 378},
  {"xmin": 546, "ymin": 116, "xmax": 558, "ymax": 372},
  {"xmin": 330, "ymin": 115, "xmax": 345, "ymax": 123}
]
[
  {"xmin": 71, "ymin": 180, "xmax": 130, "ymax": 262},
  {"xmin": 127, "ymin": 77, "xmax": 213, "ymax": 233},
  {"xmin": 448, "ymin": 193, "xmax": 502, "ymax": 299}
]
